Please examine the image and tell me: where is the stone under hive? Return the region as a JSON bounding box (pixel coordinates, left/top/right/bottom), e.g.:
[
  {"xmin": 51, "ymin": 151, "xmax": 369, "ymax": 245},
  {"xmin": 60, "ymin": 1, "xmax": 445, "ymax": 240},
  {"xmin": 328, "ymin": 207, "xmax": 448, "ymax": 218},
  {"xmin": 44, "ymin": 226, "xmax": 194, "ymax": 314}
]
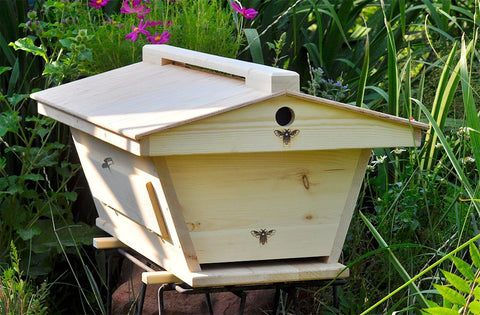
[{"xmin": 31, "ymin": 45, "xmax": 428, "ymax": 287}]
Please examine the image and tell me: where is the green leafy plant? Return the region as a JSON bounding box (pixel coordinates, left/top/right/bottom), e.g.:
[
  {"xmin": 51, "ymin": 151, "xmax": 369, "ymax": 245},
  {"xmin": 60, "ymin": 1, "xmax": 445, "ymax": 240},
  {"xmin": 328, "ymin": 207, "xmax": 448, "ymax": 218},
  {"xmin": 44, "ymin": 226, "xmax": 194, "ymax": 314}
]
[
  {"xmin": 303, "ymin": 66, "xmax": 350, "ymax": 101},
  {"xmin": 0, "ymin": 242, "xmax": 49, "ymax": 315},
  {"xmin": 423, "ymin": 243, "xmax": 480, "ymax": 314},
  {"xmin": 0, "ymin": 92, "xmax": 98, "ymax": 276}
]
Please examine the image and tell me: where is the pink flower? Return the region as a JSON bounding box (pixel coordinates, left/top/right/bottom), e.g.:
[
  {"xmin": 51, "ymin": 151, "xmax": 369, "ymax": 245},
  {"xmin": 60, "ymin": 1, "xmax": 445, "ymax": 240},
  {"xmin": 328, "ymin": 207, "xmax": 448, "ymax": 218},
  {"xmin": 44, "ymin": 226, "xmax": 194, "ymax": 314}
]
[
  {"xmin": 231, "ymin": 2, "xmax": 258, "ymax": 20},
  {"xmin": 89, "ymin": 0, "xmax": 110, "ymax": 9},
  {"xmin": 121, "ymin": 0, "xmax": 151, "ymax": 19},
  {"xmin": 147, "ymin": 31, "xmax": 171, "ymax": 44},
  {"xmin": 125, "ymin": 20, "xmax": 150, "ymax": 42}
]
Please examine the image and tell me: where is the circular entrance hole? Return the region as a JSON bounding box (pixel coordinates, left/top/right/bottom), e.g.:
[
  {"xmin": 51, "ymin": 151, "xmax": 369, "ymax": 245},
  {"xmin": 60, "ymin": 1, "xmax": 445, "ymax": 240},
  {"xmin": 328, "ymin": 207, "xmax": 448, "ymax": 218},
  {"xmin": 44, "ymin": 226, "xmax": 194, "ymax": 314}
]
[{"xmin": 275, "ymin": 107, "xmax": 295, "ymax": 126}]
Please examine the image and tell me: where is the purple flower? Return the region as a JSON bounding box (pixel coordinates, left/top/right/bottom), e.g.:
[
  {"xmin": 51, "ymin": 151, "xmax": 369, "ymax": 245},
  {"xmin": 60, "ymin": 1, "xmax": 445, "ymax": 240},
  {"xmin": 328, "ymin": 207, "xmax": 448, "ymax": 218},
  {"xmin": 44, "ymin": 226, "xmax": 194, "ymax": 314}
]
[
  {"xmin": 88, "ymin": 0, "xmax": 110, "ymax": 9},
  {"xmin": 231, "ymin": 2, "xmax": 258, "ymax": 20},
  {"xmin": 121, "ymin": 0, "xmax": 151, "ymax": 19},
  {"xmin": 125, "ymin": 20, "xmax": 150, "ymax": 42},
  {"xmin": 147, "ymin": 31, "xmax": 171, "ymax": 44}
]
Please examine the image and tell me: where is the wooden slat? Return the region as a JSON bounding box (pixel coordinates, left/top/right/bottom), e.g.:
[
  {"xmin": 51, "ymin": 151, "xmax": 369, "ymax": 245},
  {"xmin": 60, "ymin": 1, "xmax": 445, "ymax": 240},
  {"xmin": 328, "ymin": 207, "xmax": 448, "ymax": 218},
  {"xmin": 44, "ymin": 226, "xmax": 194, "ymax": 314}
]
[
  {"xmin": 146, "ymin": 181, "xmax": 171, "ymax": 242},
  {"xmin": 142, "ymin": 271, "xmax": 181, "ymax": 285},
  {"xmin": 93, "ymin": 237, "xmax": 126, "ymax": 249}
]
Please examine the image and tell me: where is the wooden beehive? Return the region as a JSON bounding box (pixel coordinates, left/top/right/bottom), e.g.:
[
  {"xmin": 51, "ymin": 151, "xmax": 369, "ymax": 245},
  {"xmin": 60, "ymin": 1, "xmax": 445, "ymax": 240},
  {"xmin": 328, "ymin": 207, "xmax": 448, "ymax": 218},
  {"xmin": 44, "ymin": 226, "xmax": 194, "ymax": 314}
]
[{"xmin": 31, "ymin": 45, "xmax": 428, "ymax": 287}]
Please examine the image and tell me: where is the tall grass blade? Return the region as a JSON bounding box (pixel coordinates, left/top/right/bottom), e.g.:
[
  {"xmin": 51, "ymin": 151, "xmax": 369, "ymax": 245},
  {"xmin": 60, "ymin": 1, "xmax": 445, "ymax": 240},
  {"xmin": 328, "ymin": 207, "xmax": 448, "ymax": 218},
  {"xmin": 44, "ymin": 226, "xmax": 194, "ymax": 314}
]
[
  {"xmin": 422, "ymin": 0, "xmax": 444, "ymax": 30},
  {"xmin": 359, "ymin": 211, "xmax": 429, "ymax": 308},
  {"xmin": 384, "ymin": 12, "xmax": 399, "ymax": 115},
  {"xmin": 399, "ymin": 0, "xmax": 406, "ymax": 36},
  {"xmin": 356, "ymin": 33, "xmax": 370, "ymax": 108},
  {"xmin": 85, "ymin": 265, "xmax": 106, "ymax": 315},
  {"xmin": 308, "ymin": 0, "xmax": 324, "ymax": 67},
  {"xmin": 322, "ymin": 0, "xmax": 351, "ymax": 49},
  {"xmin": 420, "ymin": 42, "xmax": 474, "ymax": 171},
  {"xmin": 400, "ymin": 48, "xmax": 412, "ymax": 117},
  {"xmin": 413, "ymin": 98, "xmax": 480, "ymax": 214},
  {"xmin": 459, "ymin": 37, "xmax": 480, "ymax": 177},
  {"xmin": 415, "ymin": 68, "xmax": 426, "ymax": 120},
  {"xmin": 440, "ymin": 0, "xmax": 451, "ymax": 30},
  {"xmin": 361, "ymin": 233, "xmax": 480, "ymax": 314},
  {"xmin": 244, "ymin": 28, "xmax": 264, "ymax": 64},
  {"xmin": 7, "ymin": 60, "xmax": 20, "ymax": 96},
  {"xmin": 0, "ymin": 33, "xmax": 16, "ymax": 67},
  {"xmin": 303, "ymin": 42, "xmax": 322, "ymax": 68}
]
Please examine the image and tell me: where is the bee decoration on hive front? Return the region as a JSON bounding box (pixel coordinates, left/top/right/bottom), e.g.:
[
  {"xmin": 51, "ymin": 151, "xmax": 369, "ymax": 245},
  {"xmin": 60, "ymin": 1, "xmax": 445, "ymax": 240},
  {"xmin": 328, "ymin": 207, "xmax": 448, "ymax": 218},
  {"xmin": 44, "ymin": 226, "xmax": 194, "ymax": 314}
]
[
  {"xmin": 251, "ymin": 229, "xmax": 276, "ymax": 245},
  {"xmin": 274, "ymin": 129, "xmax": 299, "ymax": 146}
]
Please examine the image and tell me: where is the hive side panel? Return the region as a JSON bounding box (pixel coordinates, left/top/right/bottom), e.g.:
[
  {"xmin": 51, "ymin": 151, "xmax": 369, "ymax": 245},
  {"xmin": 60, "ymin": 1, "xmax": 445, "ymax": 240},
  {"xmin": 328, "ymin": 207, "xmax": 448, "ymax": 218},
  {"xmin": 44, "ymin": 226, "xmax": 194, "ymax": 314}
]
[
  {"xmin": 328, "ymin": 148, "xmax": 372, "ymax": 263},
  {"xmin": 144, "ymin": 95, "xmax": 422, "ymax": 156},
  {"xmin": 94, "ymin": 203, "xmax": 196, "ymax": 285},
  {"xmin": 71, "ymin": 128, "xmax": 201, "ymax": 275},
  {"xmin": 162, "ymin": 150, "xmax": 362, "ymax": 264},
  {"xmin": 71, "ymin": 129, "xmax": 164, "ymax": 235}
]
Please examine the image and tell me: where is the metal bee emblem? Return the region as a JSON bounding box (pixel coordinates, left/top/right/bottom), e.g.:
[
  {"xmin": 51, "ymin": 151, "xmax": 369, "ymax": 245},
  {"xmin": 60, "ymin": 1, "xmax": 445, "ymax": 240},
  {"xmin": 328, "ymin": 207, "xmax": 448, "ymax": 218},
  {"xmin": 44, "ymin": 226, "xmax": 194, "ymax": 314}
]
[
  {"xmin": 274, "ymin": 129, "xmax": 299, "ymax": 145},
  {"xmin": 251, "ymin": 229, "xmax": 276, "ymax": 245},
  {"xmin": 102, "ymin": 157, "xmax": 114, "ymax": 169}
]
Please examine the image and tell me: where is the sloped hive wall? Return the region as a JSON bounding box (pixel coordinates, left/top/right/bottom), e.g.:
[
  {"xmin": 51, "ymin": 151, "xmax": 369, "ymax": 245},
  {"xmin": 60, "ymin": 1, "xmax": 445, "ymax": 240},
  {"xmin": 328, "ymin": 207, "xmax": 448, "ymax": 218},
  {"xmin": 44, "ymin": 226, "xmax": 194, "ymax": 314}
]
[
  {"xmin": 159, "ymin": 149, "xmax": 363, "ymax": 264},
  {"xmin": 71, "ymin": 128, "xmax": 201, "ymax": 278}
]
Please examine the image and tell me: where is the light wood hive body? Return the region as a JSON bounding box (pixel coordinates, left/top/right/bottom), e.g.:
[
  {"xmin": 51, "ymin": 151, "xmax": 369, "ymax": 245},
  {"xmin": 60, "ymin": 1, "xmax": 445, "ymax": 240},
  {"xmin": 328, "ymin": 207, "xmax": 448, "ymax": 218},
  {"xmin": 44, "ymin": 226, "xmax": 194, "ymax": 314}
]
[{"xmin": 31, "ymin": 45, "xmax": 428, "ymax": 287}]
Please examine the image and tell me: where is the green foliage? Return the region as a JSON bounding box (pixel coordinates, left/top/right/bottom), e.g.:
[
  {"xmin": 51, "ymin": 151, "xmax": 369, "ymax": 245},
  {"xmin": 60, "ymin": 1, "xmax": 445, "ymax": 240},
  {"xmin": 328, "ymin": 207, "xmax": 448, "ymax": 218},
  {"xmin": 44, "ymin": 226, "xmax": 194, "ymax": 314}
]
[
  {"xmin": 0, "ymin": 93, "xmax": 97, "ymax": 277},
  {"xmin": 71, "ymin": 0, "xmax": 241, "ymax": 74},
  {"xmin": 0, "ymin": 242, "xmax": 49, "ymax": 315},
  {"xmin": 169, "ymin": 0, "xmax": 240, "ymax": 57},
  {"xmin": 423, "ymin": 243, "xmax": 480, "ymax": 314},
  {"xmin": 303, "ymin": 67, "xmax": 350, "ymax": 102}
]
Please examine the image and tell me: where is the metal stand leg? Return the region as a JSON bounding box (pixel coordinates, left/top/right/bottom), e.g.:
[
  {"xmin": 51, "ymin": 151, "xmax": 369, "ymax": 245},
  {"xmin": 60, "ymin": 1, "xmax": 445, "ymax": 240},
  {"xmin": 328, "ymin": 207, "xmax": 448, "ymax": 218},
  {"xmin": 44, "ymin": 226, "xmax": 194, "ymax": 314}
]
[
  {"xmin": 158, "ymin": 284, "xmax": 168, "ymax": 315},
  {"xmin": 136, "ymin": 282, "xmax": 147, "ymax": 315},
  {"xmin": 238, "ymin": 291, "xmax": 247, "ymax": 315},
  {"xmin": 205, "ymin": 293, "xmax": 214, "ymax": 315}
]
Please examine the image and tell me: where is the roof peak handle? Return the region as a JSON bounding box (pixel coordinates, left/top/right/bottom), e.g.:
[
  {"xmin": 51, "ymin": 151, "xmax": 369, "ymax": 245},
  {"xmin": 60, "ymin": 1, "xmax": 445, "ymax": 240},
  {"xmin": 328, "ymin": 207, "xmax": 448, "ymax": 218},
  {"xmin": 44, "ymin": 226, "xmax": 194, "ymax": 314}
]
[{"xmin": 142, "ymin": 45, "xmax": 299, "ymax": 94}]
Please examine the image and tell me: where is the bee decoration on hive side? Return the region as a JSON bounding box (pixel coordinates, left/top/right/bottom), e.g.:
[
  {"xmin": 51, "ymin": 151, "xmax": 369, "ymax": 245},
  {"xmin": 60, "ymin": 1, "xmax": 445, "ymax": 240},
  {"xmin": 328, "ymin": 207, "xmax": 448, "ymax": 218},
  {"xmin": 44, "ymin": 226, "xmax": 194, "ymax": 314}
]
[
  {"xmin": 274, "ymin": 129, "xmax": 299, "ymax": 146},
  {"xmin": 251, "ymin": 229, "xmax": 276, "ymax": 245}
]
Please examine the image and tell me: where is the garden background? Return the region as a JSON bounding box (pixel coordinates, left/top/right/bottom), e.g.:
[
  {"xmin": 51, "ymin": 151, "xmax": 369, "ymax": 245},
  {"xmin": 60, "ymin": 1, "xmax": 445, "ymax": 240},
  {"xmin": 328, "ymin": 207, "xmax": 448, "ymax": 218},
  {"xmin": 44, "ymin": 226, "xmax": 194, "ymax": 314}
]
[{"xmin": 1, "ymin": 0, "xmax": 480, "ymax": 313}]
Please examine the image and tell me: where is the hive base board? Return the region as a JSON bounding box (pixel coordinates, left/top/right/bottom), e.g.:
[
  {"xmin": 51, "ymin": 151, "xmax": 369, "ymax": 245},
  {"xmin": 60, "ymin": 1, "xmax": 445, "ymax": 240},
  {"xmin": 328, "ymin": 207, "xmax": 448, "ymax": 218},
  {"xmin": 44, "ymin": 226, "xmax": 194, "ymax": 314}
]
[
  {"xmin": 94, "ymin": 236, "xmax": 348, "ymax": 288},
  {"xmin": 144, "ymin": 259, "xmax": 349, "ymax": 288}
]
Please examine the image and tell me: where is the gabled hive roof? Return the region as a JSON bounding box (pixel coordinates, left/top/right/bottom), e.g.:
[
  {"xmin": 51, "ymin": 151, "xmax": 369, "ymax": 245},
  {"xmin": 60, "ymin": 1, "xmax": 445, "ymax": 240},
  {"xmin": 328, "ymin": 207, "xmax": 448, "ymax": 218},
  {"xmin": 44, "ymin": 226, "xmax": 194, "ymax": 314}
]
[{"xmin": 31, "ymin": 45, "xmax": 428, "ymax": 146}]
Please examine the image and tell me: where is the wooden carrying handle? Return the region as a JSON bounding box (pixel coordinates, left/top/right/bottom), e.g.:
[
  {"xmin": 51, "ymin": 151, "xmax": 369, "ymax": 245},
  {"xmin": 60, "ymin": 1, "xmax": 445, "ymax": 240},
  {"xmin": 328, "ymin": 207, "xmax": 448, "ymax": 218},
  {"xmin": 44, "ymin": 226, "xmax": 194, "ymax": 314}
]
[
  {"xmin": 146, "ymin": 182, "xmax": 171, "ymax": 243},
  {"xmin": 142, "ymin": 45, "xmax": 299, "ymax": 93}
]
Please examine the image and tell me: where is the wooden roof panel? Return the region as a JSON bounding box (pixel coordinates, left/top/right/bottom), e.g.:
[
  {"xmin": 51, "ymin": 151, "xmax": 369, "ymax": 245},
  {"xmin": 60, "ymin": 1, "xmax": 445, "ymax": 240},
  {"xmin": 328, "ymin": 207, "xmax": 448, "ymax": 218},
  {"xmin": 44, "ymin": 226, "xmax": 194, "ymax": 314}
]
[{"xmin": 31, "ymin": 62, "xmax": 270, "ymax": 140}]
